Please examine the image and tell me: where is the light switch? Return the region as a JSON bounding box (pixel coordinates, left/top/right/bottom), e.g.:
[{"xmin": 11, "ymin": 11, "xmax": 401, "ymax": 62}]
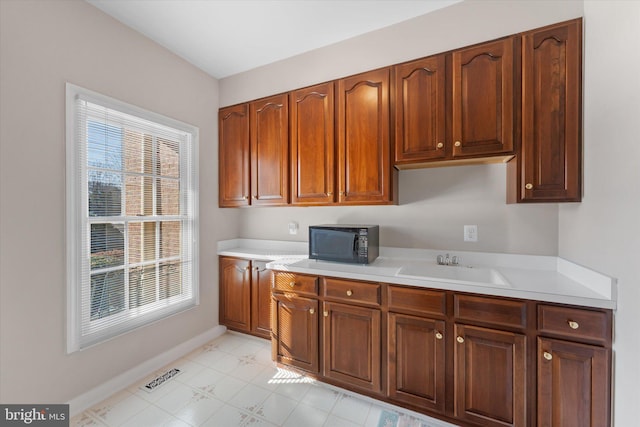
[
  {"xmin": 288, "ymin": 221, "xmax": 299, "ymax": 235},
  {"xmin": 464, "ymin": 225, "xmax": 478, "ymax": 242}
]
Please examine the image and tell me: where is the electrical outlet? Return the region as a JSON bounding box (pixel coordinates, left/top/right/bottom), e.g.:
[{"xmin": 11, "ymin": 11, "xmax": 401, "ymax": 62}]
[
  {"xmin": 464, "ymin": 225, "xmax": 478, "ymax": 242},
  {"xmin": 288, "ymin": 221, "xmax": 299, "ymax": 235}
]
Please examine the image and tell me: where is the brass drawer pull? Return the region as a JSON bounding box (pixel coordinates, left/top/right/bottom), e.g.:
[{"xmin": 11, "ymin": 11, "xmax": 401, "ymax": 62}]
[
  {"xmin": 346, "ymin": 290, "xmax": 353, "ymax": 297},
  {"xmin": 543, "ymin": 351, "xmax": 553, "ymax": 361},
  {"xmin": 456, "ymin": 336, "xmax": 464, "ymax": 344},
  {"xmin": 323, "ymin": 311, "xmax": 329, "ymax": 317},
  {"xmin": 289, "ymin": 281, "xmax": 296, "ymax": 288},
  {"xmin": 525, "ymin": 183, "xmax": 533, "ymax": 190},
  {"xmin": 568, "ymin": 320, "xmax": 579, "ymax": 330},
  {"xmin": 309, "ymin": 308, "xmax": 315, "ymax": 315},
  {"xmin": 454, "ymin": 141, "xmax": 461, "ymax": 147},
  {"xmin": 435, "ymin": 332, "xmax": 443, "ymax": 340},
  {"xmin": 436, "ymin": 142, "xmax": 444, "ymax": 149}
]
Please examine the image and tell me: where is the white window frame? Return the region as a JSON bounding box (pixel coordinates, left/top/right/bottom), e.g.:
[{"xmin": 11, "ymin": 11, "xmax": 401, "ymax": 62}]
[{"xmin": 66, "ymin": 83, "xmax": 199, "ymax": 352}]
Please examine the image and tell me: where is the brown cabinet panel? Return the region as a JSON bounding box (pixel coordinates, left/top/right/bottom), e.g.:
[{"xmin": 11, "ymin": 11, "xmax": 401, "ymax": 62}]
[
  {"xmin": 322, "ymin": 277, "xmax": 380, "ymax": 306},
  {"xmin": 250, "ymin": 94, "xmax": 289, "ymax": 206},
  {"xmin": 273, "ymin": 271, "xmax": 319, "ymax": 296},
  {"xmin": 538, "ymin": 304, "xmax": 611, "ymax": 345},
  {"xmin": 323, "ymin": 301, "xmax": 382, "ymax": 393},
  {"xmin": 394, "ymin": 55, "xmax": 447, "ymax": 163},
  {"xmin": 219, "ymin": 257, "xmax": 251, "ymax": 331},
  {"xmin": 388, "ymin": 313, "xmax": 446, "ymax": 413},
  {"xmin": 537, "ymin": 338, "xmax": 610, "ymax": 427},
  {"xmin": 454, "ymin": 294, "xmax": 527, "ymax": 330},
  {"xmin": 337, "ymin": 68, "xmax": 393, "ymax": 204},
  {"xmin": 250, "ymin": 261, "xmax": 272, "ymax": 339},
  {"xmin": 272, "ymin": 293, "xmax": 319, "ymax": 373},
  {"xmin": 510, "ymin": 18, "xmax": 582, "ymax": 202},
  {"xmin": 290, "ymin": 82, "xmax": 335, "ymax": 205},
  {"xmin": 452, "ymin": 38, "xmax": 515, "ymax": 157},
  {"xmin": 219, "ymin": 104, "xmax": 250, "ymax": 207},
  {"xmin": 388, "ymin": 286, "xmax": 447, "ymax": 317},
  {"xmin": 454, "ymin": 324, "xmax": 526, "ymax": 427}
]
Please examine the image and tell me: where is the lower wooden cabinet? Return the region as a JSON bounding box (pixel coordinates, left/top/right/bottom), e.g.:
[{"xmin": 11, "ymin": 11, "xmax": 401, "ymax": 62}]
[
  {"xmin": 387, "ymin": 312, "xmax": 446, "ymax": 413},
  {"xmin": 219, "ymin": 256, "xmax": 271, "ymax": 339},
  {"xmin": 323, "ymin": 301, "xmax": 382, "ymax": 393},
  {"xmin": 271, "ymin": 292, "xmax": 319, "ymax": 373},
  {"xmin": 454, "ymin": 324, "xmax": 527, "ymax": 427}
]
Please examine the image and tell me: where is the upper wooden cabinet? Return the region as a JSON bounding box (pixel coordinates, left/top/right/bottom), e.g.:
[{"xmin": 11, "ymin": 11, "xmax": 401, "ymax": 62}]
[
  {"xmin": 337, "ymin": 68, "xmax": 395, "ymax": 204},
  {"xmin": 508, "ymin": 19, "xmax": 582, "ymax": 203},
  {"xmin": 394, "ymin": 55, "xmax": 447, "ymax": 163},
  {"xmin": 219, "ymin": 104, "xmax": 250, "ymax": 207},
  {"xmin": 290, "ymin": 82, "xmax": 335, "ymax": 205},
  {"xmin": 250, "ymin": 94, "xmax": 289, "ymax": 206},
  {"xmin": 452, "ymin": 37, "xmax": 516, "ymax": 158}
]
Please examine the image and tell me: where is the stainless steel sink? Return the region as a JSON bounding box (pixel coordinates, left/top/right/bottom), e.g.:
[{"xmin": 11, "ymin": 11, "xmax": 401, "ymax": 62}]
[{"xmin": 396, "ymin": 263, "xmax": 510, "ymax": 286}]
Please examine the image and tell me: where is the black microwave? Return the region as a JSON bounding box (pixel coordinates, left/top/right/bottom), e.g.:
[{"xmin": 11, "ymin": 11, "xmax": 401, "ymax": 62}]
[{"xmin": 308, "ymin": 225, "xmax": 379, "ymax": 264}]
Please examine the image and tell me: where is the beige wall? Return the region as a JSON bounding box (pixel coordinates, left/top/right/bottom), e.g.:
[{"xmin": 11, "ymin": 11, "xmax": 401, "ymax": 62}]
[
  {"xmin": 559, "ymin": 1, "xmax": 640, "ymax": 425},
  {"xmin": 0, "ymin": 0, "xmax": 238, "ymax": 404},
  {"xmin": 220, "ymin": 0, "xmax": 586, "ymax": 255}
]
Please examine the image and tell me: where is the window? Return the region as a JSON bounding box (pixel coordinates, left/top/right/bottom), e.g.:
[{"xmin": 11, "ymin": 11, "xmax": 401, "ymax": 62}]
[{"xmin": 66, "ymin": 84, "xmax": 198, "ymax": 352}]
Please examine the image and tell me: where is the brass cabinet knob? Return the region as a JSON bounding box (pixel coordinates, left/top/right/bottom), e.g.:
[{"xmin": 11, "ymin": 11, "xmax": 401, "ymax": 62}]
[
  {"xmin": 327, "ymin": 192, "xmax": 333, "ymax": 196},
  {"xmin": 289, "ymin": 281, "xmax": 296, "ymax": 288},
  {"xmin": 543, "ymin": 351, "xmax": 553, "ymax": 361},
  {"xmin": 339, "ymin": 191, "xmax": 345, "ymax": 196},
  {"xmin": 436, "ymin": 142, "xmax": 444, "ymax": 149},
  {"xmin": 456, "ymin": 336, "xmax": 464, "ymax": 344},
  {"xmin": 435, "ymin": 332, "xmax": 443, "ymax": 340},
  {"xmin": 346, "ymin": 290, "xmax": 353, "ymax": 296},
  {"xmin": 323, "ymin": 311, "xmax": 329, "ymax": 317},
  {"xmin": 525, "ymin": 183, "xmax": 533, "ymax": 190},
  {"xmin": 309, "ymin": 308, "xmax": 315, "ymax": 315},
  {"xmin": 252, "ymin": 195, "xmax": 258, "ymax": 199},
  {"xmin": 242, "ymin": 196, "xmax": 248, "ymax": 200},
  {"xmin": 568, "ymin": 320, "xmax": 580, "ymax": 330},
  {"xmin": 245, "ymin": 266, "xmax": 251, "ymax": 271},
  {"xmin": 454, "ymin": 141, "xmax": 461, "ymax": 147}
]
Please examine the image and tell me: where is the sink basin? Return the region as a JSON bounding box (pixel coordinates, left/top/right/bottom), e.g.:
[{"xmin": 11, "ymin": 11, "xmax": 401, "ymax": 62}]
[{"xmin": 396, "ymin": 263, "xmax": 509, "ymax": 286}]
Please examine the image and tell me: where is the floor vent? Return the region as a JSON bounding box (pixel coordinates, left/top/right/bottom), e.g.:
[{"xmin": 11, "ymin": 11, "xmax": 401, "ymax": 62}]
[{"xmin": 141, "ymin": 368, "xmax": 181, "ymax": 393}]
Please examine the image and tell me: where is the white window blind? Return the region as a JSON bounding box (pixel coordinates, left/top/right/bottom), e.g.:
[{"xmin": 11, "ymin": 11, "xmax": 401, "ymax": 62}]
[{"xmin": 66, "ymin": 83, "xmax": 199, "ymax": 352}]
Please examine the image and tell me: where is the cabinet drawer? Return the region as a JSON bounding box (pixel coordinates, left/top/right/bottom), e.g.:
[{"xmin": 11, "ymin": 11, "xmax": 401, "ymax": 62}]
[
  {"xmin": 454, "ymin": 294, "xmax": 527, "ymax": 329},
  {"xmin": 273, "ymin": 272, "xmax": 318, "ymax": 295},
  {"xmin": 322, "ymin": 278, "xmax": 380, "ymax": 306},
  {"xmin": 388, "ymin": 286, "xmax": 447, "ymax": 317},
  {"xmin": 538, "ymin": 304, "xmax": 611, "ymax": 344}
]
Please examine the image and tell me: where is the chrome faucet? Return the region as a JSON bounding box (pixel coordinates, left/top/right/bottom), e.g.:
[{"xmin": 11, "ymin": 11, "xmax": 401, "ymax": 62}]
[{"xmin": 437, "ymin": 254, "xmax": 460, "ymax": 266}]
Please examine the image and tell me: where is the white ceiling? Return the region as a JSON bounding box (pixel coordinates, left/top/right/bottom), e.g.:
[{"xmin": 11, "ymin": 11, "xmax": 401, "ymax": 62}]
[{"xmin": 86, "ymin": 0, "xmax": 461, "ymax": 79}]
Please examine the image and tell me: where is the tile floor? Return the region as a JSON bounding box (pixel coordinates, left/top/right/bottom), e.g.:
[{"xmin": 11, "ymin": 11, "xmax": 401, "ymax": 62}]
[{"xmin": 70, "ymin": 332, "xmax": 456, "ymax": 427}]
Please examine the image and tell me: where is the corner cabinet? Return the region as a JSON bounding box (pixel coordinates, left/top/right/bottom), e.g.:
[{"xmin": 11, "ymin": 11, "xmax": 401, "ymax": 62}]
[
  {"xmin": 508, "ymin": 19, "xmax": 582, "ymax": 203},
  {"xmin": 219, "ymin": 256, "xmax": 272, "ymax": 339},
  {"xmin": 337, "ymin": 68, "xmax": 395, "ymax": 205}
]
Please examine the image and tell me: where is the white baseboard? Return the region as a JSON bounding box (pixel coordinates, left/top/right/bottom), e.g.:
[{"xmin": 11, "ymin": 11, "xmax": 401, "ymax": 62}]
[{"xmin": 67, "ymin": 325, "xmax": 227, "ymax": 417}]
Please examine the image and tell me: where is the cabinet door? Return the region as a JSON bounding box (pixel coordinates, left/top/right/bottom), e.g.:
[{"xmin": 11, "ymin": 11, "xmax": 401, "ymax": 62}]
[
  {"xmin": 271, "ymin": 293, "xmax": 319, "ymax": 373},
  {"xmin": 323, "ymin": 301, "xmax": 381, "ymax": 393},
  {"xmin": 388, "ymin": 313, "xmax": 446, "ymax": 413},
  {"xmin": 219, "ymin": 257, "xmax": 251, "ymax": 331},
  {"xmin": 537, "ymin": 338, "xmax": 610, "ymax": 427},
  {"xmin": 250, "ymin": 261, "xmax": 271, "ymax": 339},
  {"xmin": 452, "ymin": 38, "xmax": 515, "ymax": 157},
  {"xmin": 337, "ymin": 68, "xmax": 393, "ymax": 204},
  {"xmin": 518, "ymin": 19, "xmax": 582, "ymax": 202},
  {"xmin": 454, "ymin": 324, "xmax": 526, "ymax": 427},
  {"xmin": 250, "ymin": 94, "xmax": 289, "ymax": 206},
  {"xmin": 394, "ymin": 55, "xmax": 447, "ymax": 163},
  {"xmin": 219, "ymin": 104, "xmax": 250, "ymax": 207},
  {"xmin": 290, "ymin": 82, "xmax": 335, "ymax": 205}
]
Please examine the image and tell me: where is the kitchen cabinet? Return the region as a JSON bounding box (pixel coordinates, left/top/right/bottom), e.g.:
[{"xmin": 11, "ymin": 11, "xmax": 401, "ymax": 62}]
[
  {"xmin": 387, "ymin": 286, "xmax": 447, "ymax": 413},
  {"xmin": 219, "ymin": 257, "xmax": 251, "ymax": 332},
  {"xmin": 452, "ymin": 37, "xmax": 516, "ymax": 158},
  {"xmin": 337, "ymin": 68, "xmax": 395, "ymax": 204},
  {"xmin": 250, "ymin": 94, "xmax": 289, "ymax": 206},
  {"xmin": 508, "ymin": 19, "xmax": 582, "ymax": 203},
  {"xmin": 218, "ymin": 104, "xmax": 250, "ymax": 207},
  {"xmin": 271, "ymin": 272, "xmax": 320, "ymax": 373},
  {"xmin": 290, "ymin": 82, "xmax": 335, "ymax": 205},
  {"xmin": 394, "ymin": 55, "xmax": 447, "ymax": 164},
  {"xmin": 219, "ymin": 256, "xmax": 271, "ymax": 339},
  {"xmin": 537, "ymin": 304, "xmax": 612, "ymax": 426}
]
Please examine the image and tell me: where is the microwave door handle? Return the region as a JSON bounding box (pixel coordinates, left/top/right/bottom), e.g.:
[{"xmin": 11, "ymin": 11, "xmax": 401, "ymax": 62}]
[{"xmin": 353, "ymin": 235, "xmax": 359, "ymax": 253}]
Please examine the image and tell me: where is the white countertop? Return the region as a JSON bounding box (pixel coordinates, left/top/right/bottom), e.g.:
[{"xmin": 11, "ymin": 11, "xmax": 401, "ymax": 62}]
[{"xmin": 217, "ymin": 239, "xmax": 617, "ymax": 310}]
